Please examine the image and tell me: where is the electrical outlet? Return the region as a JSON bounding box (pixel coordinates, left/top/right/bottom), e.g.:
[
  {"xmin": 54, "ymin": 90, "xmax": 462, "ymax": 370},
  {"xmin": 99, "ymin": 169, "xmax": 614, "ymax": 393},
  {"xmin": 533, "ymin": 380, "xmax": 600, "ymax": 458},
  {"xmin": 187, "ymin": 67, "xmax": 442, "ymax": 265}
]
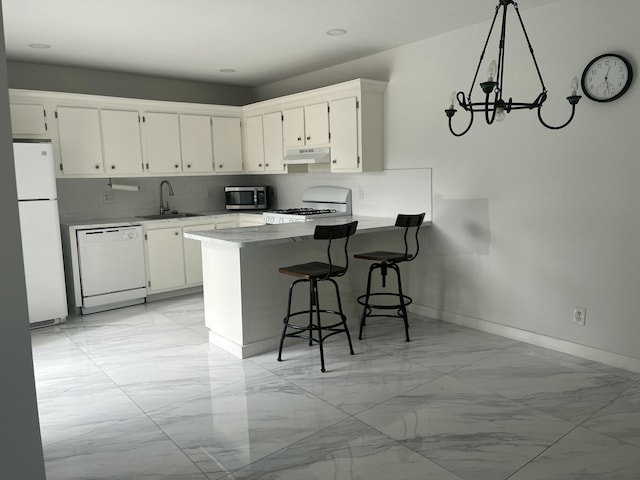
[
  {"xmin": 573, "ymin": 306, "xmax": 586, "ymax": 326},
  {"xmin": 102, "ymin": 192, "xmax": 115, "ymax": 204},
  {"xmin": 358, "ymin": 186, "xmax": 365, "ymax": 199}
]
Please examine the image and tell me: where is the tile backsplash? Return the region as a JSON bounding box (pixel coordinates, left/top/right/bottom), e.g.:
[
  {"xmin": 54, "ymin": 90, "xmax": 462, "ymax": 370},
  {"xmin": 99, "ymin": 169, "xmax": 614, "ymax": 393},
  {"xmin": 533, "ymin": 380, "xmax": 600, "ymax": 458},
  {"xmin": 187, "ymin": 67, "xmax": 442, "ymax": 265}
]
[{"xmin": 57, "ymin": 168, "xmax": 432, "ymax": 222}]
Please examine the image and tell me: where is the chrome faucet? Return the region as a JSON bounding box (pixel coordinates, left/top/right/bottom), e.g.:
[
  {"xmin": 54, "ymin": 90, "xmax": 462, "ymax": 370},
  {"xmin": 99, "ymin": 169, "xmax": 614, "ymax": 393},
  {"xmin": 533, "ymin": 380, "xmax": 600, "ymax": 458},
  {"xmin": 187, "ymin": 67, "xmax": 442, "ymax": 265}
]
[{"xmin": 159, "ymin": 180, "xmax": 175, "ymax": 214}]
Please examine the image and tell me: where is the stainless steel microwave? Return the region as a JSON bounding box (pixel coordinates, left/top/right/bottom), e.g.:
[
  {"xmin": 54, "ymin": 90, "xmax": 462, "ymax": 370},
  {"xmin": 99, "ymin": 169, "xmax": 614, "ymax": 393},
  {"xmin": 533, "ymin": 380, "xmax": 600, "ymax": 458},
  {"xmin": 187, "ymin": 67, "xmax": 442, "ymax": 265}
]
[{"xmin": 224, "ymin": 186, "xmax": 269, "ymax": 210}]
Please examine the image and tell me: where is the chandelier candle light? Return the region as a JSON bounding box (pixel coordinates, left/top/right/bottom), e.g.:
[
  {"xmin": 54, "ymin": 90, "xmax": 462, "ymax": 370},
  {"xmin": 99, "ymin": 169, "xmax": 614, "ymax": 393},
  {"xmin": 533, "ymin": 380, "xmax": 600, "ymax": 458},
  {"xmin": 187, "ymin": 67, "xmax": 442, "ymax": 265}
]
[{"xmin": 445, "ymin": 0, "xmax": 581, "ymax": 137}]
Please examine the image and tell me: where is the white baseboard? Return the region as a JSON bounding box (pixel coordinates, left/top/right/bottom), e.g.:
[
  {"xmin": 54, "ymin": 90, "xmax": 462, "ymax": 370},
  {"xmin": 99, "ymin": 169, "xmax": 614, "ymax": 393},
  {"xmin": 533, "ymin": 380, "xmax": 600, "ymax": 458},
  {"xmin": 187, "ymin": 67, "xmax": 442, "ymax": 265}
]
[
  {"xmin": 209, "ymin": 331, "xmax": 280, "ymax": 359},
  {"xmin": 411, "ymin": 303, "xmax": 640, "ymax": 375}
]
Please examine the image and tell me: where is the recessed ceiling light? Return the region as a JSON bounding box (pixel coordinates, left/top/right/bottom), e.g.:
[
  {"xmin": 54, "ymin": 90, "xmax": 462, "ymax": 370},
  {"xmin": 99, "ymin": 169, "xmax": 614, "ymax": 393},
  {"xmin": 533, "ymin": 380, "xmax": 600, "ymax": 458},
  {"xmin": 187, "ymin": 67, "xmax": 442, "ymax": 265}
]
[
  {"xmin": 219, "ymin": 68, "xmax": 236, "ymax": 73},
  {"xmin": 28, "ymin": 43, "xmax": 51, "ymax": 49},
  {"xmin": 326, "ymin": 28, "xmax": 347, "ymax": 36}
]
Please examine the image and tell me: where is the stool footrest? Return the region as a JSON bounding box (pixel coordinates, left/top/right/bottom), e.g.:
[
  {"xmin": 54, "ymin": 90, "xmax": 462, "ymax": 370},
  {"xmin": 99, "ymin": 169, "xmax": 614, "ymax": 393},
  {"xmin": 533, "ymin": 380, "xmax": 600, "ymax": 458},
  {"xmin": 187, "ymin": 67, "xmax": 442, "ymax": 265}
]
[{"xmin": 356, "ymin": 292, "xmax": 413, "ymax": 309}]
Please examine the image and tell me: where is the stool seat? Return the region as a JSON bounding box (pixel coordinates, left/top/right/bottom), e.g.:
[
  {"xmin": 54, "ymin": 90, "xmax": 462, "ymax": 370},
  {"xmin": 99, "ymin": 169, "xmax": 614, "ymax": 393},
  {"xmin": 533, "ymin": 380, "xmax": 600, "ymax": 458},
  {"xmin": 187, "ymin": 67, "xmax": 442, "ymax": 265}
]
[
  {"xmin": 277, "ymin": 221, "xmax": 358, "ymax": 372},
  {"xmin": 279, "ymin": 262, "xmax": 347, "ymax": 279},
  {"xmin": 354, "ymin": 213, "xmax": 425, "ymax": 342},
  {"xmin": 354, "ymin": 251, "xmax": 412, "ymax": 263}
]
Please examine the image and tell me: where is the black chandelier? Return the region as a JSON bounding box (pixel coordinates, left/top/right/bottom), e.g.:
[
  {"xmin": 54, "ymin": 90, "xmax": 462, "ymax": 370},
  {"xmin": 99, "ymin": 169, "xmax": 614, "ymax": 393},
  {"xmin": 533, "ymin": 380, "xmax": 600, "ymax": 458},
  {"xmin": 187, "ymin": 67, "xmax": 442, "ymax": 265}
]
[{"xmin": 445, "ymin": 0, "xmax": 581, "ymax": 137}]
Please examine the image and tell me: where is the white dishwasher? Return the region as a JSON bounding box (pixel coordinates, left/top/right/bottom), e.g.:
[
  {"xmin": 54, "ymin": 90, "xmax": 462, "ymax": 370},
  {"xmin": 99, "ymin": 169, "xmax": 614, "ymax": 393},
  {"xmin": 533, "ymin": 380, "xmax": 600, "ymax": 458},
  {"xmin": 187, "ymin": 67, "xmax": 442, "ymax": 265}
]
[{"xmin": 76, "ymin": 225, "xmax": 146, "ymax": 314}]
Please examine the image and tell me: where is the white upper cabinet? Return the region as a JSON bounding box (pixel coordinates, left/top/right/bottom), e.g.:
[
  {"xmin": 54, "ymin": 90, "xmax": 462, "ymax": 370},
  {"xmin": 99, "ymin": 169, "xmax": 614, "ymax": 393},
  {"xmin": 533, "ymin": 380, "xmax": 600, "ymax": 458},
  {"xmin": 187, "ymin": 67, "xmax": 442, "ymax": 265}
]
[
  {"xmin": 283, "ymin": 102, "xmax": 329, "ymax": 148},
  {"xmin": 212, "ymin": 116, "xmax": 243, "ymax": 173},
  {"xmin": 144, "ymin": 112, "xmax": 182, "ymax": 174},
  {"xmin": 10, "ymin": 104, "xmax": 48, "ymax": 136},
  {"xmin": 245, "ymin": 112, "xmax": 286, "ymax": 173},
  {"xmin": 180, "ymin": 114, "xmax": 214, "ymax": 173},
  {"xmin": 101, "ymin": 109, "xmax": 144, "ymax": 176},
  {"xmin": 282, "ymin": 106, "xmax": 304, "ymax": 147},
  {"xmin": 304, "ymin": 102, "xmax": 330, "ymax": 146},
  {"xmin": 328, "ymin": 97, "xmax": 359, "ymax": 171},
  {"xmin": 56, "ymin": 106, "xmax": 104, "ymax": 176},
  {"xmin": 244, "ymin": 115, "xmax": 265, "ymax": 173},
  {"xmin": 10, "ymin": 78, "xmax": 385, "ymax": 177},
  {"xmin": 262, "ymin": 111, "xmax": 285, "ymax": 173}
]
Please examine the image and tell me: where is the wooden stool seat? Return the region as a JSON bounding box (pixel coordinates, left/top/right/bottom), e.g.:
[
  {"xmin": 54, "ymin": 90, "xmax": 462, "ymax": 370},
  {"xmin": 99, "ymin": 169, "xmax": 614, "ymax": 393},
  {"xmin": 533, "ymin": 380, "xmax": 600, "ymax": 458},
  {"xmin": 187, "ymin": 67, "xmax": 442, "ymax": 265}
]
[
  {"xmin": 279, "ymin": 262, "xmax": 347, "ymax": 279},
  {"xmin": 354, "ymin": 251, "xmax": 412, "ymax": 263}
]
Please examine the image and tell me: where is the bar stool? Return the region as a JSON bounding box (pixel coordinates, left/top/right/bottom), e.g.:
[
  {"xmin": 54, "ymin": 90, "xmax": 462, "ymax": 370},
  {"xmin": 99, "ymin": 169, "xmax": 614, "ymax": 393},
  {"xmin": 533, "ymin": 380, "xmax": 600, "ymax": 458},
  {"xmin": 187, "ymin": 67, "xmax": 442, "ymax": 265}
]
[
  {"xmin": 354, "ymin": 213, "xmax": 425, "ymax": 342},
  {"xmin": 277, "ymin": 221, "xmax": 358, "ymax": 372}
]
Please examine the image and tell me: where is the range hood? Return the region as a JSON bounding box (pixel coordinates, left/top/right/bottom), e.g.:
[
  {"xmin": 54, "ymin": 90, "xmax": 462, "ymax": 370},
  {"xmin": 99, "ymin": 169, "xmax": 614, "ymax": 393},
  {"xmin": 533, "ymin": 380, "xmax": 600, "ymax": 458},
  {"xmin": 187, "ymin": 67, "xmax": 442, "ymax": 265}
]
[{"xmin": 282, "ymin": 146, "xmax": 331, "ymax": 165}]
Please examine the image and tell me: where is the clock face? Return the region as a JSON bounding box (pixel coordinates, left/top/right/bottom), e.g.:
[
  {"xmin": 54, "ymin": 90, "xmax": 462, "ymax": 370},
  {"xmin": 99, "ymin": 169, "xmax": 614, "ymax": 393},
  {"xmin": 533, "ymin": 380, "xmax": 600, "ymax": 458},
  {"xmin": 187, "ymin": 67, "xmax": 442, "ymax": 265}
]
[{"xmin": 581, "ymin": 53, "xmax": 633, "ymax": 102}]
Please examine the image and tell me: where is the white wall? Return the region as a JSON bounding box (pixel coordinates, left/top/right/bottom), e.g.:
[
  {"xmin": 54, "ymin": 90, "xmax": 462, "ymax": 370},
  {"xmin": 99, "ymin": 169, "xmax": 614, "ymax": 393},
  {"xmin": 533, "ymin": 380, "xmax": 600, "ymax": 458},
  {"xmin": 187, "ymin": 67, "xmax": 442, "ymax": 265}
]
[
  {"xmin": 8, "ymin": 61, "xmax": 255, "ymax": 105},
  {"xmin": 256, "ymin": 0, "xmax": 640, "ymax": 370},
  {"xmin": 0, "ymin": 1, "xmax": 47, "ymax": 477}
]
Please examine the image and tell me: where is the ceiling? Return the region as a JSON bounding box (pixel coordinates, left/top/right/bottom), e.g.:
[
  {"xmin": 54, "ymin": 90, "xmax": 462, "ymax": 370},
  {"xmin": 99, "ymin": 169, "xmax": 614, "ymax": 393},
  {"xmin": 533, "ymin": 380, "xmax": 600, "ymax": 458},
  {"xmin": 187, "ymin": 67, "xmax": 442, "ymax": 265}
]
[{"xmin": 2, "ymin": 0, "xmax": 564, "ymax": 88}]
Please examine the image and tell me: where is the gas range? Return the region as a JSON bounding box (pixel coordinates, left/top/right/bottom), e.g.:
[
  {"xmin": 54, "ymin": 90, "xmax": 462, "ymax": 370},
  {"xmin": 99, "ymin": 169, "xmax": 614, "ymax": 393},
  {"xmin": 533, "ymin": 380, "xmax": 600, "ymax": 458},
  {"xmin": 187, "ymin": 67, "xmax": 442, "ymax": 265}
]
[{"xmin": 263, "ymin": 186, "xmax": 352, "ymax": 224}]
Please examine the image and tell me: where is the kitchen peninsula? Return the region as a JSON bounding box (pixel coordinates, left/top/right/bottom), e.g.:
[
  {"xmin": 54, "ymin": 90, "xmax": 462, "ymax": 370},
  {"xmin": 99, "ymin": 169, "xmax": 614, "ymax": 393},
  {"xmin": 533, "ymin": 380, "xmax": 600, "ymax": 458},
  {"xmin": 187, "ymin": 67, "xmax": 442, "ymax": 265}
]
[{"xmin": 185, "ymin": 216, "xmax": 415, "ymax": 358}]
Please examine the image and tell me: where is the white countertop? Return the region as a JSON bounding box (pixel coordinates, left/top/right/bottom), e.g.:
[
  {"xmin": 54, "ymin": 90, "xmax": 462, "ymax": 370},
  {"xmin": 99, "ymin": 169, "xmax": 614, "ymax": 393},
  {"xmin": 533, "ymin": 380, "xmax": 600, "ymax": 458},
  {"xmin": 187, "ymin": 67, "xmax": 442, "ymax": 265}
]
[
  {"xmin": 61, "ymin": 211, "xmax": 263, "ymax": 230},
  {"xmin": 184, "ymin": 215, "xmax": 412, "ymax": 248}
]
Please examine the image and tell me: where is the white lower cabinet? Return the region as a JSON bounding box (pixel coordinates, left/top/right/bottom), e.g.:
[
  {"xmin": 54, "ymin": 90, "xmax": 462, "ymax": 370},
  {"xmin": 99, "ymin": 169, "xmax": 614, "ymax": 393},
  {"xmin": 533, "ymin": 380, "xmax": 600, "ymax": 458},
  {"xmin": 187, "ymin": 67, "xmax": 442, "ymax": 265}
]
[
  {"xmin": 145, "ymin": 215, "xmax": 265, "ymax": 294},
  {"xmin": 145, "ymin": 227, "xmax": 186, "ymax": 293},
  {"xmin": 183, "ymin": 223, "xmax": 218, "ymax": 286}
]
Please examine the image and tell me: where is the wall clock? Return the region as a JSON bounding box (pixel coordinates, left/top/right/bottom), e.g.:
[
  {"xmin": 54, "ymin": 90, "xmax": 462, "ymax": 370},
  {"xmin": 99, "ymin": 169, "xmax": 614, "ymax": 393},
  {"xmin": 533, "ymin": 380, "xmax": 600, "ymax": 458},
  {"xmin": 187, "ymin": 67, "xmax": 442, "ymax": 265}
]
[{"xmin": 581, "ymin": 53, "xmax": 633, "ymax": 102}]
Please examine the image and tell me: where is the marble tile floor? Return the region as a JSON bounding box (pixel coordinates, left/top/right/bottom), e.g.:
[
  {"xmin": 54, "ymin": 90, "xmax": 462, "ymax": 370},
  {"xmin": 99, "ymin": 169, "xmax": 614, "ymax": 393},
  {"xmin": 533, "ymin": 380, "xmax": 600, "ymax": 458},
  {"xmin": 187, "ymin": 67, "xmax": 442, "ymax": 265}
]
[{"xmin": 31, "ymin": 293, "xmax": 640, "ymax": 480}]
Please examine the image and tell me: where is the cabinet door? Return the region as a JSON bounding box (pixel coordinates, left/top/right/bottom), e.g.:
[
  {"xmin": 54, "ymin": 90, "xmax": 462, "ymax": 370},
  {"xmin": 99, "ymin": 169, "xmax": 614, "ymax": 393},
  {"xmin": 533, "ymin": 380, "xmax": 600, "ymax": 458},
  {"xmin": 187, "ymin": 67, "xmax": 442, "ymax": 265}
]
[
  {"xmin": 183, "ymin": 223, "xmax": 218, "ymax": 285},
  {"xmin": 146, "ymin": 227, "xmax": 185, "ymax": 292},
  {"xmin": 262, "ymin": 111, "xmax": 285, "ymax": 172},
  {"xmin": 10, "ymin": 104, "xmax": 47, "ymax": 136},
  {"xmin": 329, "ymin": 97, "xmax": 359, "ymax": 171},
  {"xmin": 282, "ymin": 107, "xmax": 305, "ymax": 148},
  {"xmin": 244, "ymin": 115, "xmax": 265, "ymax": 172},
  {"xmin": 304, "ymin": 102, "xmax": 329, "ymax": 146},
  {"xmin": 56, "ymin": 107, "xmax": 104, "ymax": 175},
  {"xmin": 145, "ymin": 112, "xmax": 182, "ymax": 174},
  {"xmin": 212, "ymin": 117, "xmax": 243, "ymax": 172},
  {"xmin": 180, "ymin": 114, "xmax": 214, "ymax": 173},
  {"xmin": 101, "ymin": 109, "xmax": 144, "ymax": 176}
]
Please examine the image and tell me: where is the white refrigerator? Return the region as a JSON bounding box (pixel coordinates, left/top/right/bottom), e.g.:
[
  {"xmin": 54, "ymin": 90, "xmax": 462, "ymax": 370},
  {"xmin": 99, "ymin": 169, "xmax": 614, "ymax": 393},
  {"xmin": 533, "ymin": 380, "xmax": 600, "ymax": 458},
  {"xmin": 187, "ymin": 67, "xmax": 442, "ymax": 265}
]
[{"xmin": 13, "ymin": 141, "xmax": 68, "ymax": 325}]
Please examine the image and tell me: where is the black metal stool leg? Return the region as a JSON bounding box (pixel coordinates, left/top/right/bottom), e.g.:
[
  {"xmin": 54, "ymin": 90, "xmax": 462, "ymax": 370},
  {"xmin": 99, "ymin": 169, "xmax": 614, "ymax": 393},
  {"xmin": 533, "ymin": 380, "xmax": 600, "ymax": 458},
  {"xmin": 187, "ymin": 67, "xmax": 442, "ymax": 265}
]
[
  {"xmin": 278, "ymin": 279, "xmax": 298, "ymax": 361},
  {"xmin": 392, "ymin": 264, "xmax": 410, "ymax": 342},
  {"xmin": 359, "ymin": 264, "xmax": 376, "ymax": 340},
  {"xmin": 330, "ymin": 278, "xmax": 354, "ymax": 355},
  {"xmin": 308, "ymin": 280, "xmax": 316, "ymax": 346},
  {"xmin": 312, "ymin": 280, "xmax": 327, "ymax": 373}
]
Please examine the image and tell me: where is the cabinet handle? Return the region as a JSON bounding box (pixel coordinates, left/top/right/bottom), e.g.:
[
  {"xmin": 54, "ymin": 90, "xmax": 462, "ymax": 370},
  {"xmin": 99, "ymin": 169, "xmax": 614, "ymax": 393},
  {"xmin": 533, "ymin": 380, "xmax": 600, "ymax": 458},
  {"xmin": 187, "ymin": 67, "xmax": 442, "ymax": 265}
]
[
  {"xmin": 258, "ymin": 163, "xmax": 262, "ymax": 167},
  {"xmin": 111, "ymin": 165, "xmax": 116, "ymax": 170},
  {"xmin": 332, "ymin": 159, "xmax": 337, "ymax": 164},
  {"xmin": 175, "ymin": 231, "xmax": 179, "ymax": 236},
  {"xmin": 297, "ymin": 136, "xmax": 302, "ymax": 141},
  {"xmin": 186, "ymin": 164, "xmax": 191, "ymax": 168},
  {"xmin": 218, "ymin": 164, "xmax": 223, "ymax": 168},
  {"xmin": 265, "ymin": 163, "xmax": 269, "ymax": 167},
  {"xmin": 306, "ymin": 136, "xmax": 311, "ymax": 140},
  {"xmin": 174, "ymin": 164, "xmax": 179, "ymax": 169},
  {"xmin": 95, "ymin": 164, "xmax": 100, "ymax": 169}
]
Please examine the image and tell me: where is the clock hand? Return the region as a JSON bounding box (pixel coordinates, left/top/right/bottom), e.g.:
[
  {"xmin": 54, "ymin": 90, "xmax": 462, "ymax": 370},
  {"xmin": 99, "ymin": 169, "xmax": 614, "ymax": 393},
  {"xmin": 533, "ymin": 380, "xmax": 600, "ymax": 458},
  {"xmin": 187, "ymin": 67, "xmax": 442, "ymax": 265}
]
[{"xmin": 603, "ymin": 66, "xmax": 612, "ymax": 94}]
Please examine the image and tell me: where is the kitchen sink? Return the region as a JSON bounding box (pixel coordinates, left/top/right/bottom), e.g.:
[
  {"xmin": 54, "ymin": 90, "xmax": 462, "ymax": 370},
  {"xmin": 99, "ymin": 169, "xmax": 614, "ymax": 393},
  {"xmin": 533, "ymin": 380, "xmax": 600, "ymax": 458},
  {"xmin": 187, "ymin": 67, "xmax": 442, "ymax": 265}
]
[{"xmin": 136, "ymin": 213, "xmax": 205, "ymax": 220}]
